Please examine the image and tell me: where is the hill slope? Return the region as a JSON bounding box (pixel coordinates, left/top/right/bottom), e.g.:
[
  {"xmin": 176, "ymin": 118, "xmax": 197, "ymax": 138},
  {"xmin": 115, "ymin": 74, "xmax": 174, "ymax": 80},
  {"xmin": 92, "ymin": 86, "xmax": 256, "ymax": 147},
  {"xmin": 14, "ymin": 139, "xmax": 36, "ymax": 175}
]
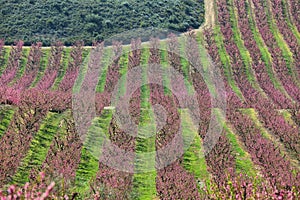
[{"xmin": 0, "ymin": 0, "xmax": 205, "ymax": 45}]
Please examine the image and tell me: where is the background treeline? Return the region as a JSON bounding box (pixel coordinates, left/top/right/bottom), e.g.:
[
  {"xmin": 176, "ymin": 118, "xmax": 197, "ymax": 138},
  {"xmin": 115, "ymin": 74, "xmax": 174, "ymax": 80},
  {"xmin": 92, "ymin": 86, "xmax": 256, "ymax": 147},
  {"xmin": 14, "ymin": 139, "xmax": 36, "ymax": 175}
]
[{"xmin": 0, "ymin": 0, "xmax": 205, "ymax": 46}]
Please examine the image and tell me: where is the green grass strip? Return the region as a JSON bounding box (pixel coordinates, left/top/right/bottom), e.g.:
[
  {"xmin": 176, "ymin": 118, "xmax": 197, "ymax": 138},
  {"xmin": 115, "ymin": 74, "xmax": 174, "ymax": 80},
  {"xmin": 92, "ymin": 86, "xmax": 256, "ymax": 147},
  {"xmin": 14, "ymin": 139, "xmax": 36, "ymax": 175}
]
[
  {"xmin": 225, "ymin": 128, "xmax": 257, "ymax": 177},
  {"xmin": 30, "ymin": 48, "xmax": 51, "ymax": 87},
  {"xmin": 261, "ymin": 0, "xmax": 295, "ymax": 76},
  {"xmin": 17, "ymin": 48, "xmax": 30, "ymax": 77},
  {"xmin": 241, "ymin": 108, "xmax": 299, "ymax": 171},
  {"xmin": 115, "ymin": 48, "xmax": 129, "ymax": 100},
  {"xmin": 197, "ymin": 38, "xmax": 219, "ymax": 97},
  {"xmin": 72, "ymin": 49, "xmax": 91, "ymax": 93},
  {"xmin": 214, "ymin": 108, "xmax": 257, "ymax": 177},
  {"xmin": 177, "ymin": 37, "xmax": 198, "ymax": 96},
  {"xmin": 52, "ymin": 48, "xmax": 71, "ymax": 90},
  {"xmin": 278, "ymin": 109, "xmax": 297, "ymax": 126},
  {"xmin": 0, "ymin": 106, "xmax": 15, "ymax": 139},
  {"xmin": 159, "ymin": 42, "xmax": 172, "ymax": 96},
  {"xmin": 96, "ymin": 47, "xmax": 113, "ymax": 93},
  {"xmin": 140, "ymin": 47, "xmax": 151, "ymax": 109},
  {"xmin": 241, "ymin": 108, "xmax": 272, "ymax": 140},
  {"xmin": 132, "ymin": 61, "xmax": 157, "ymax": 200},
  {"xmin": 133, "ymin": 108, "xmax": 157, "ymax": 200},
  {"xmin": 0, "ymin": 47, "xmax": 11, "ymax": 75},
  {"xmin": 9, "ymin": 48, "xmax": 30, "ymax": 86},
  {"xmin": 11, "ymin": 112, "xmax": 65, "ymax": 185},
  {"xmin": 82, "ymin": 48, "xmax": 91, "ymax": 61},
  {"xmin": 246, "ymin": 0, "xmax": 289, "ymax": 95},
  {"xmin": 75, "ymin": 109, "xmax": 113, "ymax": 193},
  {"xmin": 180, "ymin": 109, "xmax": 210, "ymax": 185},
  {"xmin": 280, "ymin": 0, "xmax": 300, "ymax": 42},
  {"xmin": 227, "ymin": 0, "xmax": 265, "ymax": 95},
  {"xmin": 212, "ymin": 2, "xmax": 244, "ymax": 100},
  {"xmin": 178, "ymin": 37, "xmax": 190, "ymax": 80}
]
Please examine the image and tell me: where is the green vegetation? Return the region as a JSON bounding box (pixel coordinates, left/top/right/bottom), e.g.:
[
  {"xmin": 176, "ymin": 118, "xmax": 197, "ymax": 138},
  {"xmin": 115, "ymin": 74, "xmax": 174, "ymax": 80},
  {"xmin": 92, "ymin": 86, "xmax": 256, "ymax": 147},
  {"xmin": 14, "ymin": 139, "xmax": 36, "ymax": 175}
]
[
  {"xmin": 10, "ymin": 48, "xmax": 30, "ymax": 85},
  {"xmin": 31, "ymin": 49, "xmax": 51, "ymax": 87},
  {"xmin": 132, "ymin": 55, "xmax": 157, "ymax": 200},
  {"xmin": 52, "ymin": 48, "xmax": 71, "ymax": 90},
  {"xmin": 116, "ymin": 49, "xmax": 130, "ymax": 99},
  {"xmin": 242, "ymin": 108, "xmax": 300, "ymax": 170},
  {"xmin": 246, "ymin": 0, "xmax": 288, "ymax": 95},
  {"xmin": 159, "ymin": 47, "xmax": 172, "ymax": 96},
  {"xmin": 212, "ymin": 0, "xmax": 244, "ymax": 100},
  {"xmin": 225, "ymin": 128, "xmax": 257, "ymax": 177},
  {"xmin": 181, "ymin": 109, "xmax": 210, "ymax": 181},
  {"xmin": 242, "ymin": 108, "xmax": 271, "ymax": 139},
  {"xmin": 279, "ymin": 109, "xmax": 297, "ymax": 126},
  {"xmin": 0, "ymin": 106, "xmax": 14, "ymax": 139},
  {"xmin": 1, "ymin": 0, "xmax": 300, "ymax": 198},
  {"xmin": 140, "ymin": 47, "xmax": 151, "ymax": 109},
  {"xmin": 72, "ymin": 48, "xmax": 91, "ymax": 93},
  {"xmin": 133, "ymin": 108, "xmax": 157, "ymax": 200},
  {"xmin": 0, "ymin": 0, "xmax": 204, "ymax": 46},
  {"xmin": 260, "ymin": 0, "xmax": 295, "ymax": 76},
  {"xmin": 227, "ymin": 0, "xmax": 265, "ymax": 95},
  {"xmin": 178, "ymin": 38, "xmax": 198, "ymax": 95},
  {"xmin": 213, "ymin": 24, "xmax": 244, "ymax": 100},
  {"xmin": 11, "ymin": 112, "xmax": 65, "ymax": 185},
  {"xmin": 280, "ymin": 0, "xmax": 300, "ymax": 43},
  {"xmin": 94, "ymin": 47, "xmax": 112, "ymax": 93},
  {"xmin": 0, "ymin": 48, "xmax": 11, "ymax": 75},
  {"xmin": 214, "ymin": 108, "xmax": 257, "ymax": 177},
  {"xmin": 75, "ymin": 110, "xmax": 113, "ymax": 193}
]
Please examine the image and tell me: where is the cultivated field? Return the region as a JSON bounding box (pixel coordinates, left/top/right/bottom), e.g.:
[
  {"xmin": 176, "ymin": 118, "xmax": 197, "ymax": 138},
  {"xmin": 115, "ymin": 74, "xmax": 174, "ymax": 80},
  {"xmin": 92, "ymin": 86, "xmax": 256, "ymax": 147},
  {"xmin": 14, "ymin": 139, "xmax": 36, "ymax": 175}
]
[{"xmin": 0, "ymin": 0, "xmax": 299, "ymax": 199}]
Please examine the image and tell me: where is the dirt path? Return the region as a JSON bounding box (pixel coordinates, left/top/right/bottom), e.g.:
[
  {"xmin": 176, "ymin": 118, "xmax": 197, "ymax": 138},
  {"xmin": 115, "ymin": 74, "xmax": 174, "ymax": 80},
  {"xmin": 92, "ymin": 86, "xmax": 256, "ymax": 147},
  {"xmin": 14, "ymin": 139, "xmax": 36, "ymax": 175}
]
[{"xmin": 196, "ymin": 0, "xmax": 216, "ymax": 32}]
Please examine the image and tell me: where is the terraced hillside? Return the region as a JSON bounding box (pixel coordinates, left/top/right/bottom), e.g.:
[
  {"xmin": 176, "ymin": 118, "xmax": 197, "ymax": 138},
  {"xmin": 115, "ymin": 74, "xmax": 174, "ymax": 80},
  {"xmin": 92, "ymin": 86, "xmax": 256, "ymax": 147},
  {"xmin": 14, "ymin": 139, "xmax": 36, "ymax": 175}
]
[{"xmin": 0, "ymin": 0, "xmax": 299, "ymax": 199}]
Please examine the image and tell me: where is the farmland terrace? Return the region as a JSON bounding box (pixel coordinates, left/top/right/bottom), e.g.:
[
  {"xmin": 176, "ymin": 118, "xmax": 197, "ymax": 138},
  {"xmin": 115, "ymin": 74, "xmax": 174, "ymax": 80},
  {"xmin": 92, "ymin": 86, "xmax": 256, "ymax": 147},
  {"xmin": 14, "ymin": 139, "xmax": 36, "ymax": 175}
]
[{"xmin": 0, "ymin": 0, "xmax": 299, "ymax": 199}]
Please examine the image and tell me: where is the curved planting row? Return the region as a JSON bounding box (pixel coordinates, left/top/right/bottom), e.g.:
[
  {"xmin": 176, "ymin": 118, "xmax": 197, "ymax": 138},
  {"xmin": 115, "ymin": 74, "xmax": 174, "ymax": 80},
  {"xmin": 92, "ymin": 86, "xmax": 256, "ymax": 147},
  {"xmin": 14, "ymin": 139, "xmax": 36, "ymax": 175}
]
[
  {"xmin": 0, "ymin": 41, "xmax": 24, "ymax": 88},
  {"xmin": 94, "ymin": 40, "xmax": 145, "ymax": 199},
  {"xmin": 0, "ymin": 91, "xmax": 51, "ymax": 185},
  {"xmin": 11, "ymin": 112, "xmax": 66, "ymax": 185},
  {"xmin": 269, "ymin": 0, "xmax": 300, "ymax": 74},
  {"xmin": 251, "ymin": 0, "xmax": 300, "ymax": 102},
  {"xmin": 147, "ymin": 38, "xmax": 200, "ymax": 200},
  {"xmin": 41, "ymin": 116, "xmax": 82, "ymax": 186},
  {"xmin": 204, "ymin": 24, "xmax": 300, "ymax": 198},
  {"xmin": 228, "ymin": 108, "xmax": 300, "ymax": 192},
  {"xmin": 0, "ymin": 1, "xmax": 300, "ymax": 196},
  {"xmin": 58, "ymin": 41, "xmax": 84, "ymax": 92},
  {"xmin": 0, "ymin": 106, "xmax": 15, "ymax": 139},
  {"xmin": 13, "ymin": 42, "xmax": 42, "ymax": 90},
  {"xmin": 0, "ymin": 41, "xmax": 86, "ymax": 188},
  {"xmin": 182, "ymin": 31, "xmax": 240, "ymax": 188},
  {"xmin": 35, "ymin": 42, "xmax": 64, "ymax": 90},
  {"xmin": 216, "ymin": 0, "xmax": 300, "ymax": 161},
  {"xmin": 287, "ymin": 0, "xmax": 300, "ymax": 31},
  {"xmin": 234, "ymin": 0, "xmax": 292, "ymax": 109}
]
